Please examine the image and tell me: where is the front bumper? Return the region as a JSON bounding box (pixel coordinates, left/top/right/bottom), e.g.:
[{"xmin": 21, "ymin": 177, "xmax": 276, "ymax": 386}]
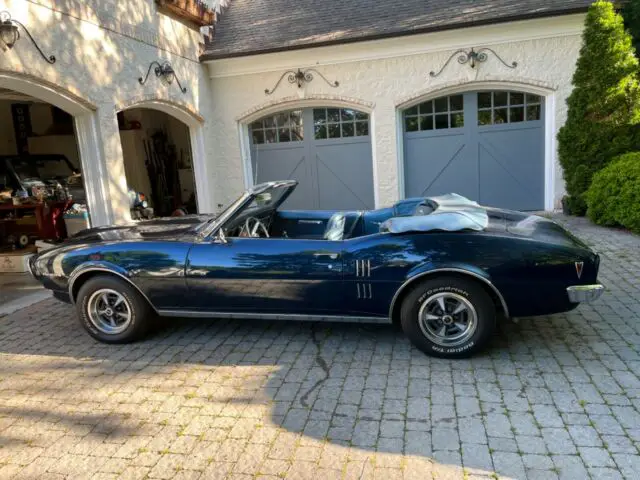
[{"xmin": 567, "ymin": 284, "xmax": 604, "ymax": 303}]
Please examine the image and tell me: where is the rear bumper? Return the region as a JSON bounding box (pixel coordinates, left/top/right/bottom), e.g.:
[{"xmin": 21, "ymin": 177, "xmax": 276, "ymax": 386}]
[{"xmin": 567, "ymin": 284, "xmax": 604, "ymax": 303}]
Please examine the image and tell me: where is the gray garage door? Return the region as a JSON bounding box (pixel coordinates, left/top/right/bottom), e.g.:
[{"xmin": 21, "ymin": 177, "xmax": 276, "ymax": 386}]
[
  {"xmin": 250, "ymin": 108, "xmax": 374, "ymax": 210},
  {"xmin": 403, "ymin": 91, "xmax": 544, "ymax": 211}
]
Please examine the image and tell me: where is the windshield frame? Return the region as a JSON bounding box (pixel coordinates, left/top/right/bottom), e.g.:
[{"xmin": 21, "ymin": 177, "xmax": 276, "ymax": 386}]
[{"xmin": 196, "ymin": 180, "xmax": 297, "ymax": 241}]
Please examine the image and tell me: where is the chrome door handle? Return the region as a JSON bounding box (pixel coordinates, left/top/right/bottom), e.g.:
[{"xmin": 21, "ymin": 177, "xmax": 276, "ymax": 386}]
[
  {"xmin": 299, "ymin": 220, "xmax": 323, "ymax": 224},
  {"xmin": 313, "ymin": 252, "xmax": 338, "ymax": 260}
]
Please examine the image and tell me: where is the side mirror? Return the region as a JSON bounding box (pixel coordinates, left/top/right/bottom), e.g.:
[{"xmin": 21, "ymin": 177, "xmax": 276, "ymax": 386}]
[{"xmin": 214, "ymin": 229, "xmax": 228, "ymax": 244}]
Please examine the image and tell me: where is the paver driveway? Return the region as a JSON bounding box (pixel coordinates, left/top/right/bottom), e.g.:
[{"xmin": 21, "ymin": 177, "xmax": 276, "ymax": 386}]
[{"xmin": 0, "ymin": 214, "xmax": 639, "ymax": 480}]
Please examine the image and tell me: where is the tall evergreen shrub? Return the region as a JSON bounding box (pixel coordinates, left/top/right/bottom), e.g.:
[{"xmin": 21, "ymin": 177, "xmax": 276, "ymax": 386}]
[{"xmin": 557, "ymin": 1, "xmax": 640, "ymax": 215}]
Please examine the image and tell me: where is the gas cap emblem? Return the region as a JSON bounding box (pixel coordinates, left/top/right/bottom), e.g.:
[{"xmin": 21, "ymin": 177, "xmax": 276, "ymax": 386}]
[{"xmin": 575, "ymin": 261, "xmax": 584, "ymax": 279}]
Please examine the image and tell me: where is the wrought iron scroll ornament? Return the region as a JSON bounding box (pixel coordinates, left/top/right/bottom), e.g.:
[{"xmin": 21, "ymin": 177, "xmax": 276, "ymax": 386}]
[
  {"xmin": 264, "ymin": 68, "xmax": 339, "ymax": 95},
  {"xmin": 138, "ymin": 61, "xmax": 187, "ymax": 93},
  {"xmin": 429, "ymin": 47, "xmax": 517, "ymax": 78},
  {"xmin": 0, "ymin": 11, "xmax": 56, "ymax": 64}
]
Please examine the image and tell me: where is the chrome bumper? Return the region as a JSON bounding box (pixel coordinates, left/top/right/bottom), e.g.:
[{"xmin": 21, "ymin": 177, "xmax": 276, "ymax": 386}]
[{"xmin": 567, "ymin": 285, "xmax": 604, "ymax": 303}]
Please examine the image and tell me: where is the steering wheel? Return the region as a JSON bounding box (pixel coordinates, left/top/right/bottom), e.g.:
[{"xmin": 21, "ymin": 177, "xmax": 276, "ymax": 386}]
[{"xmin": 242, "ymin": 217, "xmax": 270, "ymax": 238}]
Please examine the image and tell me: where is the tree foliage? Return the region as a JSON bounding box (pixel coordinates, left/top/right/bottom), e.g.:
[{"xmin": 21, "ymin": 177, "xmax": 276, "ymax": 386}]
[{"xmin": 557, "ymin": 1, "xmax": 640, "ymax": 215}]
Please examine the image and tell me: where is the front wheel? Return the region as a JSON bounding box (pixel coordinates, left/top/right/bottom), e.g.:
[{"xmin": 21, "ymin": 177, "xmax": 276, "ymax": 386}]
[
  {"xmin": 400, "ymin": 276, "xmax": 496, "ymax": 358},
  {"xmin": 76, "ymin": 275, "xmax": 152, "ymax": 343}
]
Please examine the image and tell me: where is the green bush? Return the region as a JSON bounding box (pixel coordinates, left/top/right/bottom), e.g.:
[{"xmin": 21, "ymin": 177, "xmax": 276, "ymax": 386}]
[
  {"xmin": 586, "ymin": 152, "xmax": 640, "ymax": 233},
  {"xmin": 623, "ymin": 0, "xmax": 640, "ymax": 57},
  {"xmin": 558, "ymin": 1, "xmax": 640, "ymax": 215}
]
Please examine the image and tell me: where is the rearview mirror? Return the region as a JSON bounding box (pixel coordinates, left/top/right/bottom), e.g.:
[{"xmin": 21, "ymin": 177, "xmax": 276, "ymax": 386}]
[{"xmin": 255, "ymin": 192, "xmax": 272, "ymax": 206}]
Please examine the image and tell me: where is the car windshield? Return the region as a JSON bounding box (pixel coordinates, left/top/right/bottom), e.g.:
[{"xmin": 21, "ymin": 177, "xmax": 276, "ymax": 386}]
[
  {"xmin": 197, "ymin": 183, "xmax": 294, "ymax": 238},
  {"xmin": 10, "ymin": 157, "xmax": 76, "ymax": 183}
]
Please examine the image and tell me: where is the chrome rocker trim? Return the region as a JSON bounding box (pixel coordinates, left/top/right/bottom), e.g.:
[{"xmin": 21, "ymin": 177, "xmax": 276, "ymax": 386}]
[
  {"xmin": 157, "ymin": 310, "xmax": 391, "ymax": 324},
  {"xmin": 567, "ymin": 284, "xmax": 604, "ymax": 303}
]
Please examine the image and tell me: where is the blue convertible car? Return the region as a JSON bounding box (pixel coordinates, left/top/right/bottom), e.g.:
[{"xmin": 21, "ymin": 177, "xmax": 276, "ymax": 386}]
[{"xmin": 30, "ymin": 180, "xmax": 603, "ymax": 358}]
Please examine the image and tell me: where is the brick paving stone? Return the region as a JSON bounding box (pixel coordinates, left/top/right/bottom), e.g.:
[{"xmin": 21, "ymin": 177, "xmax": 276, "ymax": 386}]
[{"xmin": 0, "ymin": 214, "xmax": 639, "ymax": 479}]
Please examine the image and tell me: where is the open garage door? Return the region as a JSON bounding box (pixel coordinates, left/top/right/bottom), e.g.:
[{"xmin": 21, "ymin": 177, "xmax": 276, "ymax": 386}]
[
  {"xmin": 118, "ymin": 108, "xmax": 198, "ymax": 218},
  {"xmin": 403, "ymin": 90, "xmax": 545, "ymax": 211},
  {"xmin": 0, "ymin": 89, "xmax": 90, "ymax": 252},
  {"xmin": 249, "ymin": 107, "xmax": 375, "ymax": 210}
]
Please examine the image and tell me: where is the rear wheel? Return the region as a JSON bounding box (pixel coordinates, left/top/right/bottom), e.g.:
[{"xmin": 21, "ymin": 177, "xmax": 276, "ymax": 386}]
[
  {"xmin": 400, "ymin": 276, "xmax": 496, "ymax": 358},
  {"xmin": 76, "ymin": 275, "xmax": 152, "ymax": 343}
]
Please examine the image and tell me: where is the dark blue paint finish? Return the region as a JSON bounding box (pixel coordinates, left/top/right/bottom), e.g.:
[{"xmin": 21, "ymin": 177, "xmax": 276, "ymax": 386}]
[
  {"xmin": 187, "ymin": 238, "xmax": 342, "ymax": 313},
  {"xmin": 29, "ymin": 183, "xmax": 601, "ymax": 323}
]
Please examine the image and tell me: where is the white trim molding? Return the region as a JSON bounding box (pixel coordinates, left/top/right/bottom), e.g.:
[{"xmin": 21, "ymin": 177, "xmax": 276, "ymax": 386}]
[{"xmin": 395, "ymin": 79, "xmax": 557, "ymax": 211}]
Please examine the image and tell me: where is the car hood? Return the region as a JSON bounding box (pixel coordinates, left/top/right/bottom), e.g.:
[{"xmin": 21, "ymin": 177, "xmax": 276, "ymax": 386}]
[
  {"xmin": 486, "ymin": 208, "xmax": 590, "ymax": 250},
  {"xmin": 68, "ymin": 215, "xmax": 213, "ymax": 243}
]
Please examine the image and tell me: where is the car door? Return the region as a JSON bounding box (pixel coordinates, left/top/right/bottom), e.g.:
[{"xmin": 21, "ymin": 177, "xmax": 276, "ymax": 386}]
[{"xmin": 186, "ymin": 237, "xmax": 344, "ymax": 314}]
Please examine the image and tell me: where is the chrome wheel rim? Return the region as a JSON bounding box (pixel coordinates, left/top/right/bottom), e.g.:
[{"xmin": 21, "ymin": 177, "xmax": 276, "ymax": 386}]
[
  {"xmin": 418, "ymin": 292, "xmax": 477, "ymax": 347},
  {"xmin": 87, "ymin": 288, "xmax": 132, "ymax": 335}
]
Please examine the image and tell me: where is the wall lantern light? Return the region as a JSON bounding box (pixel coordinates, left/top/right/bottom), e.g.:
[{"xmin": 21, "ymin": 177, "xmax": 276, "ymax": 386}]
[
  {"xmin": 138, "ymin": 61, "xmax": 187, "ymax": 93},
  {"xmin": 0, "ymin": 11, "xmax": 56, "ymax": 64}
]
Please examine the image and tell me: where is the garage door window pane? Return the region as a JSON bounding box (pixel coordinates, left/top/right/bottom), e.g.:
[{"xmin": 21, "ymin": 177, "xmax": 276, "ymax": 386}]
[
  {"xmin": 341, "ymin": 109, "xmax": 355, "ymax": 121},
  {"xmin": 526, "ymin": 94, "xmax": 541, "ymax": 104},
  {"xmin": 494, "ymin": 91, "xmax": 508, "ymax": 107},
  {"xmin": 405, "ymin": 117, "xmax": 418, "ymax": 132},
  {"xmin": 278, "ymin": 128, "xmax": 291, "ymax": 142},
  {"xmin": 315, "ymin": 125, "xmax": 327, "ymax": 139},
  {"xmin": 478, "ymin": 92, "xmax": 492, "ymax": 109},
  {"xmin": 312, "ymin": 108, "xmax": 370, "ymax": 139},
  {"xmin": 251, "ymin": 110, "xmax": 304, "ymax": 144},
  {"xmin": 265, "ymin": 129, "xmax": 277, "ymax": 143},
  {"xmin": 341, "ymin": 123, "xmax": 355, "ymax": 137},
  {"xmin": 510, "ymin": 106, "xmax": 524, "ymax": 123},
  {"xmin": 420, "ymin": 101, "xmax": 433, "ymax": 115},
  {"xmin": 356, "ymin": 121, "xmax": 369, "ymax": 136},
  {"xmin": 494, "ymin": 108, "xmax": 508, "ymax": 124},
  {"xmin": 435, "ymin": 114, "xmax": 449, "ymax": 129},
  {"xmin": 477, "ymin": 91, "xmax": 542, "ymax": 125},
  {"xmin": 327, "ymin": 108, "xmax": 341, "ymax": 122},
  {"xmin": 252, "ymin": 130, "xmax": 265, "ymax": 144},
  {"xmin": 404, "ymin": 95, "xmax": 464, "ymax": 132},
  {"xmin": 478, "ymin": 110, "xmax": 492, "ymax": 126},
  {"xmin": 314, "ymin": 109, "xmax": 327, "ymax": 124},
  {"xmin": 420, "ymin": 115, "xmax": 433, "ymax": 131},
  {"xmin": 510, "ymin": 92, "xmax": 524, "ymax": 106},
  {"xmin": 434, "ymin": 97, "xmax": 448, "ymax": 113},
  {"xmin": 527, "ymin": 104, "xmax": 541, "ymax": 121},
  {"xmin": 405, "ymin": 105, "xmax": 418, "ymax": 116},
  {"xmin": 451, "ymin": 112, "xmax": 464, "ymax": 128},
  {"xmin": 449, "ymin": 95, "xmax": 463, "ymax": 111}
]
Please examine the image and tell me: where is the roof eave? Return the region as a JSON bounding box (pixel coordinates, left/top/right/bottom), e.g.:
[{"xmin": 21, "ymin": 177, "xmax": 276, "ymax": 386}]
[{"xmin": 199, "ymin": 7, "xmax": 588, "ymax": 62}]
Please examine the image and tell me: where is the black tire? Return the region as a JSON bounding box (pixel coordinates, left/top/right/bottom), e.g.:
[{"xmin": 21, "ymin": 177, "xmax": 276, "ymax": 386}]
[
  {"xmin": 400, "ymin": 276, "xmax": 496, "ymax": 358},
  {"xmin": 76, "ymin": 275, "xmax": 152, "ymax": 343}
]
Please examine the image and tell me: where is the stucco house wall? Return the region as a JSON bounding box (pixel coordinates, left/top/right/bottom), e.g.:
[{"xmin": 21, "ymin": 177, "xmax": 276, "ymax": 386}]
[
  {"xmin": 0, "ymin": 0, "xmax": 216, "ymax": 225},
  {"xmin": 204, "ymin": 14, "xmax": 584, "ymax": 211}
]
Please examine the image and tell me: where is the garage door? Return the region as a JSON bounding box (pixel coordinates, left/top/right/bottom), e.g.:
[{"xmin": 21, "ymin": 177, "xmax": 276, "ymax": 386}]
[
  {"xmin": 403, "ymin": 90, "xmax": 544, "ymax": 211},
  {"xmin": 249, "ymin": 107, "xmax": 374, "ymax": 210}
]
